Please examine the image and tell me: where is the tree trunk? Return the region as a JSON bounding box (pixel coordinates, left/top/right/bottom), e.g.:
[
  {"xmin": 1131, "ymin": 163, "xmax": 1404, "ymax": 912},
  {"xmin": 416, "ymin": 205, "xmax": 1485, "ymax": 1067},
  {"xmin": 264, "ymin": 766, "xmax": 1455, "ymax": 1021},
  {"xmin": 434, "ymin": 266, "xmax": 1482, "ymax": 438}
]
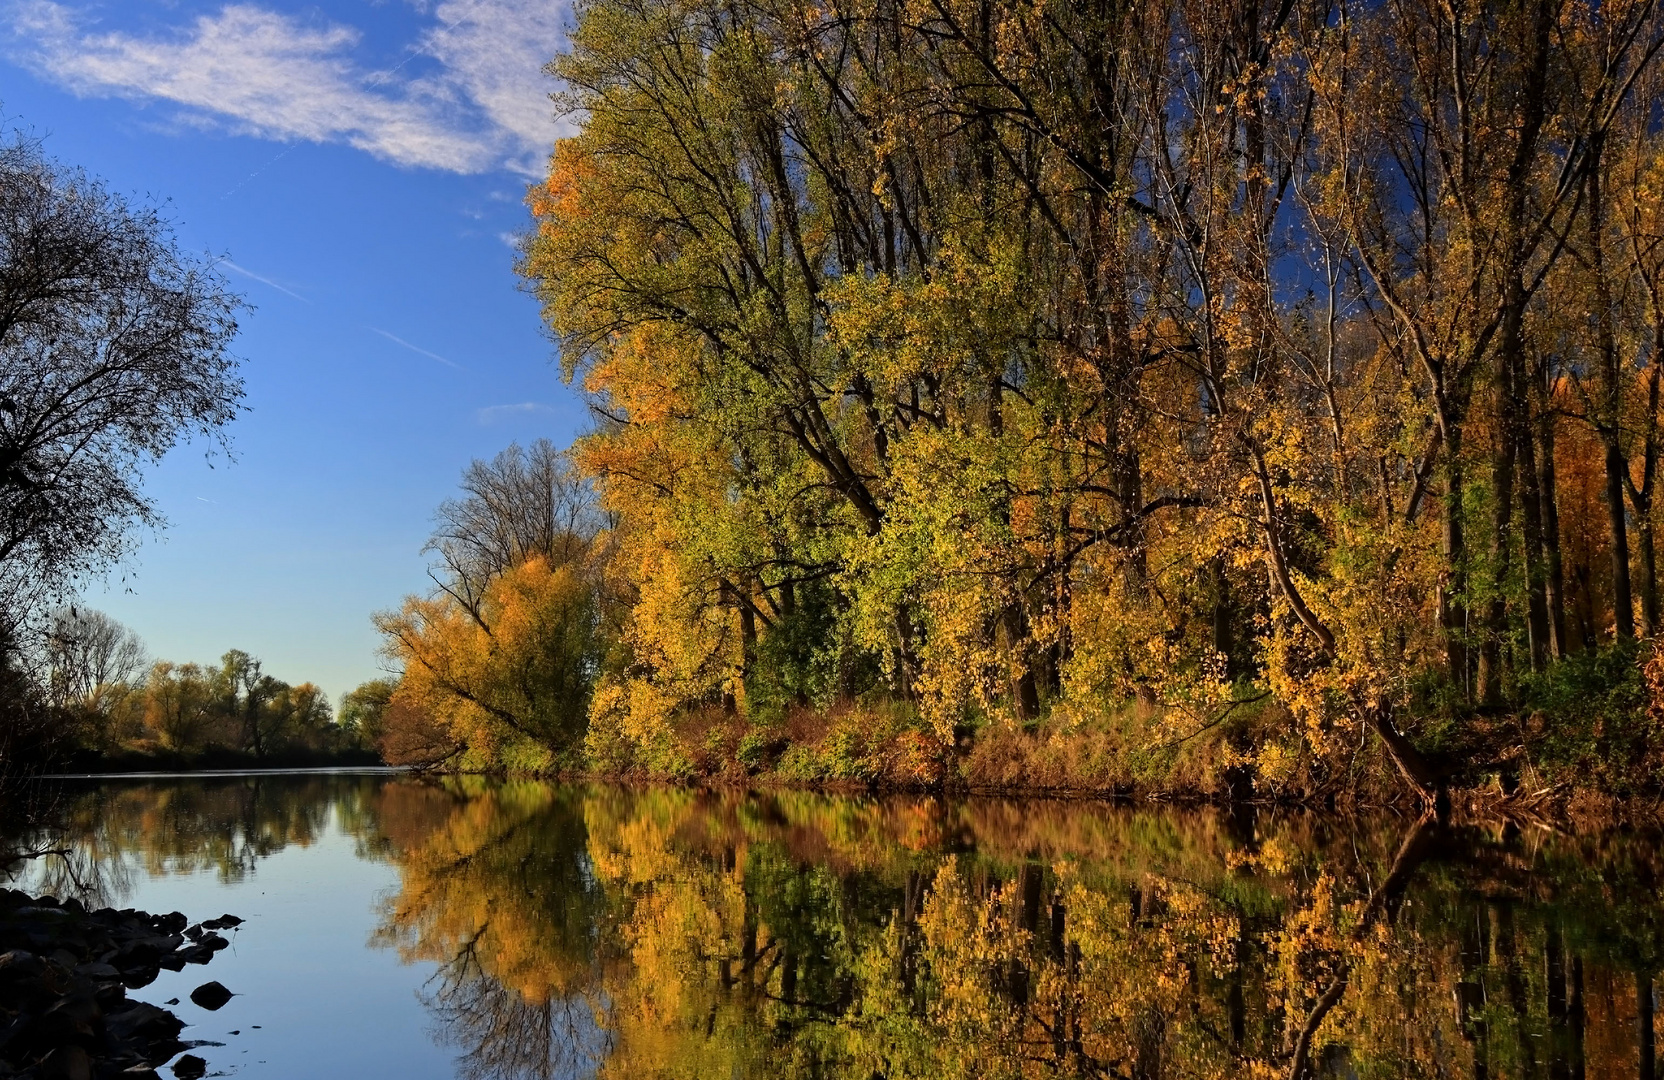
[
  {"xmin": 1479, "ymin": 352, "xmax": 1519, "ymax": 704},
  {"xmin": 1641, "ymin": 970, "xmax": 1656, "ymax": 1080},
  {"xmin": 1639, "ymin": 509, "xmax": 1659, "ymax": 639},
  {"xmin": 1212, "ymin": 557, "xmax": 1233, "ymax": 678},
  {"xmin": 1607, "ymin": 441, "xmax": 1636, "ymax": 641},
  {"xmin": 1360, "ymin": 694, "xmax": 1442, "ymax": 809},
  {"xmin": 1591, "ymin": 135, "xmax": 1635, "ymax": 640},
  {"xmin": 1445, "ymin": 429, "xmax": 1472, "ymax": 696},
  {"xmin": 1540, "ymin": 412, "xmax": 1571, "ymax": 657},
  {"xmin": 1517, "ymin": 413, "xmax": 1551, "ymax": 669},
  {"xmin": 1631, "ymin": 355, "xmax": 1662, "ymax": 637},
  {"xmin": 1003, "ymin": 603, "xmax": 1041, "ymax": 723}
]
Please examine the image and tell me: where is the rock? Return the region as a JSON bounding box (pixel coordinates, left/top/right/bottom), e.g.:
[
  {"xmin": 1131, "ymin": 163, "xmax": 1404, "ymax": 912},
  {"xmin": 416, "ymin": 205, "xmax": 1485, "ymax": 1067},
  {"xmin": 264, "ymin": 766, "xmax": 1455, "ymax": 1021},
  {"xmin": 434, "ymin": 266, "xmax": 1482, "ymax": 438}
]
[
  {"xmin": 200, "ymin": 916, "xmax": 241, "ymax": 931},
  {"xmin": 35, "ymin": 1045, "xmax": 90, "ymax": 1080},
  {"xmin": 14, "ymin": 907, "xmax": 67, "ymax": 921},
  {"xmin": 120, "ymin": 967, "xmax": 158, "ymax": 989},
  {"xmin": 170, "ymin": 1054, "xmax": 207, "ymax": 1079},
  {"xmin": 110, "ymin": 940, "xmax": 162, "ymax": 969},
  {"xmin": 106, "ymin": 1002, "xmax": 184, "ymax": 1044},
  {"xmin": 0, "ymin": 893, "xmax": 238, "ymax": 1079},
  {"xmin": 0, "ymin": 952, "xmax": 43, "ymax": 980},
  {"xmin": 188, "ymin": 983, "xmax": 232, "ymax": 1012},
  {"xmin": 43, "ymin": 992, "xmax": 102, "ymax": 1034}
]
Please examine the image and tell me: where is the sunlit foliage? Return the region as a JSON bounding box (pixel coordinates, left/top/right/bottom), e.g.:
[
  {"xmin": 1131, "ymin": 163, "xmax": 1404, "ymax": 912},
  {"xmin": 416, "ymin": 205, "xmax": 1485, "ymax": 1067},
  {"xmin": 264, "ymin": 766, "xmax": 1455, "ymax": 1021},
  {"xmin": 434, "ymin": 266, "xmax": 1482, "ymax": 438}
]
[{"xmin": 503, "ymin": 0, "xmax": 1664, "ymax": 801}]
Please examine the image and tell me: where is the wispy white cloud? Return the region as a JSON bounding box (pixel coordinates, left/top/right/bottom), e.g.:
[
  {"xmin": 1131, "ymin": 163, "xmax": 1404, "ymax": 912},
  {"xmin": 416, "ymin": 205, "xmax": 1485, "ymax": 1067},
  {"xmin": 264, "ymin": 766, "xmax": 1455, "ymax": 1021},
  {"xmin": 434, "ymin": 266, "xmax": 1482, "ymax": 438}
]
[
  {"xmin": 3, "ymin": 0, "xmax": 572, "ymax": 174},
  {"xmin": 218, "ymin": 258, "xmax": 310, "ymax": 303},
  {"xmin": 369, "ymin": 327, "xmax": 467, "ymax": 371},
  {"xmin": 476, "ymin": 402, "xmax": 555, "ymax": 424},
  {"xmin": 421, "ymin": 0, "xmax": 573, "ymax": 173}
]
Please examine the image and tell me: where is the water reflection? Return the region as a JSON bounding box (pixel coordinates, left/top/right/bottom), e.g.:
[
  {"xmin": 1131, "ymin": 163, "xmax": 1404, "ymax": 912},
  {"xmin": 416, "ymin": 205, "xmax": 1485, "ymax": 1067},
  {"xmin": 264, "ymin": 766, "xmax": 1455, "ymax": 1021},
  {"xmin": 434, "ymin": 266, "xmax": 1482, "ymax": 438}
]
[
  {"xmin": 5, "ymin": 773, "xmax": 382, "ymax": 905},
  {"xmin": 10, "ymin": 776, "xmax": 1664, "ymax": 1080}
]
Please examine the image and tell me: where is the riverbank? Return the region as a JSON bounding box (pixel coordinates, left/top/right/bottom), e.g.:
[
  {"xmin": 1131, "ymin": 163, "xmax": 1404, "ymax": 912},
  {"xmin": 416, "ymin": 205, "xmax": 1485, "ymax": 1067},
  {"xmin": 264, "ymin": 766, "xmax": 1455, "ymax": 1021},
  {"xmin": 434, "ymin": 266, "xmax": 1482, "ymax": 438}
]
[
  {"xmin": 0, "ymin": 887, "xmax": 239, "ymax": 1079},
  {"xmin": 386, "ymin": 639, "xmax": 1662, "ymax": 812},
  {"xmin": 56, "ymin": 747, "xmax": 383, "ymax": 777}
]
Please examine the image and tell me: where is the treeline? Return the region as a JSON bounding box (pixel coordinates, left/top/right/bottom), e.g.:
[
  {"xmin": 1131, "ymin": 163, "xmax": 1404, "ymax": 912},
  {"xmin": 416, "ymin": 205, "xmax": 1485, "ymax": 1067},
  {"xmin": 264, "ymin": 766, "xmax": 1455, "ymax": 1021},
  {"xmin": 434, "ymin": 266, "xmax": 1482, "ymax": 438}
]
[
  {"xmin": 41, "ymin": 608, "xmax": 362, "ymax": 764},
  {"xmin": 375, "ymin": 0, "xmax": 1664, "ymax": 802}
]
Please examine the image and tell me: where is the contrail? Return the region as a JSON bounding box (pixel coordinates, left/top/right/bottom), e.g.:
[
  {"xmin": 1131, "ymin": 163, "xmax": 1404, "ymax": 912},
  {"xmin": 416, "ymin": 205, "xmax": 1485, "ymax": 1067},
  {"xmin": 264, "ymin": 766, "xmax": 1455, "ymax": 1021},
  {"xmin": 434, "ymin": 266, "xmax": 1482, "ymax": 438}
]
[
  {"xmin": 370, "ymin": 327, "xmax": 469, "ymax": 372},
  {"xmin": 218, "ymin": 259, "xmax": 310, "ymax": 303}
]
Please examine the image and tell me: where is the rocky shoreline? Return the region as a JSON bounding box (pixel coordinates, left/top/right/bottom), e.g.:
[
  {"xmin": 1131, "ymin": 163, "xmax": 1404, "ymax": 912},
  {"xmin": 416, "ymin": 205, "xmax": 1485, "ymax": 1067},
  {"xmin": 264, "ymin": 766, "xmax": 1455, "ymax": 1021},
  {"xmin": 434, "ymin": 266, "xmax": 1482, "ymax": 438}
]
[{"xmin": 0, "ymin": 888, "xmax": 238, "ymax": 1079}]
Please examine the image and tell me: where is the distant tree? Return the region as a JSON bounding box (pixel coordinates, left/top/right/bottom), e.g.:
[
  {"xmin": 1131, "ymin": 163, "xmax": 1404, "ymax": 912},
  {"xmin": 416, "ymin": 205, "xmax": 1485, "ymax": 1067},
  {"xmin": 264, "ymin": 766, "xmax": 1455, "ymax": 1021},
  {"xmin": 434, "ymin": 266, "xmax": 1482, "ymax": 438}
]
[
  {"xmin": 215, "ymin": 649, "xmax": 288, "ymax": 758},
  {"xmin": 269, "ymin": 680, "xmax": 335, "ymax": 751},
  {"xmin": 339, "ymin": 678, "xmax": 397, "ymax": 747},
  {"xmin": 142, "ymin": 660, "xmax": 213, "ymax": 750},
  {"xmin": 43, "ymin": 607, "xmax": 146, "ymax": 749},
  {"xmin": 0, "ymin": 133, "xmax": 242, "ymax": 625}
]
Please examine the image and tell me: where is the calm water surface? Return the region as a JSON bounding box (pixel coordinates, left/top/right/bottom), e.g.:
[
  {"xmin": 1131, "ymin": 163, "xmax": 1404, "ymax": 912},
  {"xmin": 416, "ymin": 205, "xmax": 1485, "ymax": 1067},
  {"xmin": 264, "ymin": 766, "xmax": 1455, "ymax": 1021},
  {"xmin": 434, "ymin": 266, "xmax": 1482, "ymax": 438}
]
[{"xmin": 5, "ymin": 772, "xmax": 1663, "ymax": 1079}]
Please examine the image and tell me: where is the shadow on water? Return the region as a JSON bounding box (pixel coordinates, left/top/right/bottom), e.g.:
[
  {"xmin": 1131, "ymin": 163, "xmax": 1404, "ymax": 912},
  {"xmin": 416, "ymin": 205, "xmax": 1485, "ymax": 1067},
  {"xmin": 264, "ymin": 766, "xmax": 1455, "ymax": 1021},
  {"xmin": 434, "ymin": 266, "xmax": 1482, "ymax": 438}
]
[{"xmin": 9, "ymin": 775, "xmax": 1664, "ymax": 1079}]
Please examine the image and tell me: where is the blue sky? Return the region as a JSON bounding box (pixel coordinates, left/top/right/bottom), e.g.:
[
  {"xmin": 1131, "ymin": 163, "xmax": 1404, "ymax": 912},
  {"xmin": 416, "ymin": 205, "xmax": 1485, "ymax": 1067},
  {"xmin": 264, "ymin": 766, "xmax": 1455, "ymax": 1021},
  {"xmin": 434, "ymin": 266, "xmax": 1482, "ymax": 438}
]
[{"xmin": 0, "ymin": 0, "xmax": 588, "ymax": 701}]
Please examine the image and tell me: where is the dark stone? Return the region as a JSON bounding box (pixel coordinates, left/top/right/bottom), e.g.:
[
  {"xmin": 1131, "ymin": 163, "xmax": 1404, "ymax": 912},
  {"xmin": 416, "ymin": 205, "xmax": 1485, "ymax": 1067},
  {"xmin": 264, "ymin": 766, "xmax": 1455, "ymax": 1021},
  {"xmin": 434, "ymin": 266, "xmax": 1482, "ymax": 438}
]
[
  {"xmin": 111, "ymin": 940, "xmax": 162, "ymax": 969},
  {"xmin": 121, "ymin": 967, "xmax": 158, "ymax": 990},
  {"xmin": 170, "ymin": 1054, "xmax": 207, "ymax": 1079},
  {"xmin": 201, "ymin": 916, "xmax": 242, "ymax": 930},
  {"xmin": 0, "ymin": 952, "xmax": 43, "ymax": 980},
  {"xmin": 36, "ymin": 1045, "xmax": 90, "ymax": 1080},
  {"xmin": 106, "ymin": 1002, "xmax": 184, "ymax": 1044},
  {"xmin": 188, "ymin": 982, "xmax": 232, "ymax": 1012},
  {"xmin": 2, "ymin": 893, "xmax": 238, "ymax": 1080}
]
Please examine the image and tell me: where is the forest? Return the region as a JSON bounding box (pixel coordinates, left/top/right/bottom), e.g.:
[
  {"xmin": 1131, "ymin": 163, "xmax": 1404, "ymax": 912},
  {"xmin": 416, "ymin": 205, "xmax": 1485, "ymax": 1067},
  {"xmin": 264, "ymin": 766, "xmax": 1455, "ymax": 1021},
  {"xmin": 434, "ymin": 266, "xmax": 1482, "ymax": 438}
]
[{"xmin": 365, "ymin": 0, "xmax": 1664, "ymax": 807}]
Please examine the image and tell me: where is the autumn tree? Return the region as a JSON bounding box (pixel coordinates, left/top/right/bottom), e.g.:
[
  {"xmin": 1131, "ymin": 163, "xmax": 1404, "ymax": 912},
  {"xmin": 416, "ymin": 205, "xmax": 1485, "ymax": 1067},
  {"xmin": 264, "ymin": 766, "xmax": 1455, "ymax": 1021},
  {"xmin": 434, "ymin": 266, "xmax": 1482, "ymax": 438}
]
[{"xmin": 510, "ymin": 0, "xmax": 1664, "ymax": 801}]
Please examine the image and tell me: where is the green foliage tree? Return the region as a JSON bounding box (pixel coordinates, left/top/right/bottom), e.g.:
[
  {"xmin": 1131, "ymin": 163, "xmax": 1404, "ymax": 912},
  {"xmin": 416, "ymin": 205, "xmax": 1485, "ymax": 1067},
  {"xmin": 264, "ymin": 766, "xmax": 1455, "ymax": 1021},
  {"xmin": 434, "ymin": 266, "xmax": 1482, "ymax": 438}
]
[{"xmin": 340, "ymin": 678, "xmax": 397, "ymax": 747}]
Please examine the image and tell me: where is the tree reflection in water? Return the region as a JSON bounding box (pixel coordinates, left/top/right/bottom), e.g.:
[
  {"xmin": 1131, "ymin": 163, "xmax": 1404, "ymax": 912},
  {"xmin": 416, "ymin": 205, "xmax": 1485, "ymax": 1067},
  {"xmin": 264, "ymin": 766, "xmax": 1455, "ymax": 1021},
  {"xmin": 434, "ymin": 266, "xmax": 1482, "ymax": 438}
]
[
  {"xmin": 11, "ymin": 776, "xmax": 1664, "ymax": 1080},
  {"xmin": 374, "ymin": 782, "xmax": 1664, "ymax": 1080},
  {"xmin": 371, "ymin": 779, "xmax": 609, "ymax": 1080},
  {"xmin": 3, "ymin": 773, "xmax": 376, "ymax": 905},
  {"xmin": 423, "ymin": 934, "xmax": 607, "ymax": 1080}
]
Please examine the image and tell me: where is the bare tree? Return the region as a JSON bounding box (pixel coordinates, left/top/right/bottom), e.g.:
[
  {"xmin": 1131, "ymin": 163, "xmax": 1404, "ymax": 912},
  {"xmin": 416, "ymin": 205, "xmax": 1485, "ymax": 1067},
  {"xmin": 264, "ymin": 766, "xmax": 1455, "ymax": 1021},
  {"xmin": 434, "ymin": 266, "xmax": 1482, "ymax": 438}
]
[
  {"xmin": 426, "ymin": 440, "xmax": 599, "ymax": 613},
  {"xmin": 44, "ymin": 607, "xmax": 146, "ymax": 706},
  {"xmin": 0, "ymin": 132, "xmax": 243, "ymax": 626}
]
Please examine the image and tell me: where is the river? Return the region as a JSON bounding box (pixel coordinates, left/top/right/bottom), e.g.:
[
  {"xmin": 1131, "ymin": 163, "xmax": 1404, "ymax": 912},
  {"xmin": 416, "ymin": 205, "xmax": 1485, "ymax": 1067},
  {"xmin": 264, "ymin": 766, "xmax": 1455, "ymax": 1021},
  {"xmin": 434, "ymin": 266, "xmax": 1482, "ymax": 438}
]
[{"xmin": 4, "ymin": 771, "xmax": 1661, "ymax": 1078}]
